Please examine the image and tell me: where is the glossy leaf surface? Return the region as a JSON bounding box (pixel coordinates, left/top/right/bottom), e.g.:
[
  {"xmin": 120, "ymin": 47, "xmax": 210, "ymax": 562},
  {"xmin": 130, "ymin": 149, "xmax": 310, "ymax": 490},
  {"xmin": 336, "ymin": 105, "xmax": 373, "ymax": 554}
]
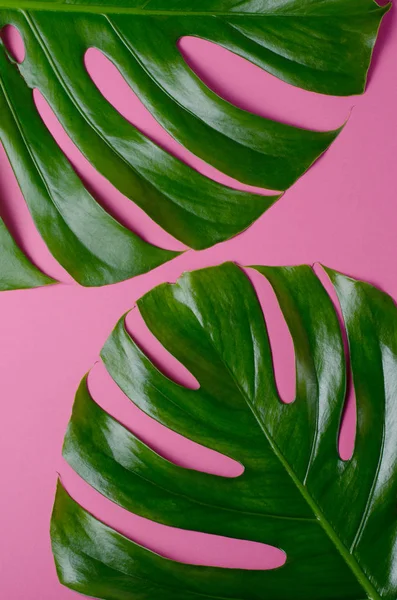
[
  {"xmin": 53, "ymin": 262, "xmax": 397, "ymax": 599},
  {"xmin": 0, "ymin": 0, "xmax": 389, "ymax": 286},
  {"xmin": 0, "ymin": 217, "xmax": 55, "ymax": 289}
]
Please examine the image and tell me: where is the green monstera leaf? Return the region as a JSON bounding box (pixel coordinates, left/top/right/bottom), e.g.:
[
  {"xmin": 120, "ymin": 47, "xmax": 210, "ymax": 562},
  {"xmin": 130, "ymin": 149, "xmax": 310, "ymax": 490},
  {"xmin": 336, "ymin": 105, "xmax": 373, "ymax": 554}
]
[
  {"xmin": 52, "ymin": 262, "xmax": 397, "ymax": 599},
  {"xmin": 0, "ymin": 216, "xmax": 56, "ymax": 289},
  {"xmin": 0, "ymin": 0, "xmax": 390, "ymax": 286}
]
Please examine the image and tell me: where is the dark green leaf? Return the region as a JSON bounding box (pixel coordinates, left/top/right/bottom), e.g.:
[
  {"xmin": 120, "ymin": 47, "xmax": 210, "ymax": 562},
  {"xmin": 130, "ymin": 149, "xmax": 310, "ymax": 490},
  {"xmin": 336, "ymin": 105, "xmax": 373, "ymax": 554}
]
[
  {"xmin": 0, "ymin": 0, "xmax": 389, "ymax": 285},
  {"xmin": 0, "ymin": 45, "xmax": 181, "ymax": 286},
  {"xmin": 52, "ymin": 262, "xmax": 397, "ymax": 599},
  {"xmin": 0, "ymin": 216, "xmax": 56, "ymax": 289},
  {"xmin": 1, "ymin": 0, "xmax": 389, "ymax": 97}
]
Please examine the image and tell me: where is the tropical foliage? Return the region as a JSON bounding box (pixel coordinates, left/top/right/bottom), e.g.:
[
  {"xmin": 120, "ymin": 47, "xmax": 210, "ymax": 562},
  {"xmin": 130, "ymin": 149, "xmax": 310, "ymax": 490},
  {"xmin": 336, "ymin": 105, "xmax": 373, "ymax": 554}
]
[{"xmin": 0, "ymin": 0, "xmax": 389, "ymax": 286}]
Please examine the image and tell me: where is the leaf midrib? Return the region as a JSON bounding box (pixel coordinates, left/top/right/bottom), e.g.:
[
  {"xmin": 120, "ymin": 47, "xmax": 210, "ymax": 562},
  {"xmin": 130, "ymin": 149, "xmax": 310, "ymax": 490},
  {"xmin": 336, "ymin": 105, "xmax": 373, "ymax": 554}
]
[
  {"xmin": 192, "ymin": 308, "xmax": 381, "ymax": 600},
  {"xmin": 0, "ymin": 1, "xmax": 382, "ymax": 16},
  {"xmin": 240, "ymin": 391, "xmax": 380, "ymax": 599},
  {"xmin": 252, "ymin": 416, "xmax": 380, "ymax": 600}
]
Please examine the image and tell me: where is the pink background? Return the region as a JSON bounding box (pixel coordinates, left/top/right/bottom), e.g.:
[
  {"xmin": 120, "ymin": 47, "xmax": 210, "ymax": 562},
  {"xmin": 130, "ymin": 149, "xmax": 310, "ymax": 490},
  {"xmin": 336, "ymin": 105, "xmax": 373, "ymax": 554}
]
[{"xmin": 0, "ymin": 6, "xmax": 396, "ymax": 597}]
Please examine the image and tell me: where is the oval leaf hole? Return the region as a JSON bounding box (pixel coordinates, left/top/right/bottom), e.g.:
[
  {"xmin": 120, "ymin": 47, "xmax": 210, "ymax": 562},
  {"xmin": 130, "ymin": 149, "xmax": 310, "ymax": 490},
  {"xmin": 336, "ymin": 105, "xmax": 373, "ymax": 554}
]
[
  {"xmin": 33, "ymin": 87, "xmax": 184, "ymax": 251},
  {"xmin": 0, "ymin": 24, "xmax": 25, "ymax": 63},
  {"xmin": 84, "ymin": 47, "xmax": 276, "ymax": 196},
  {"xmin": 0, "ymin": 140, "xmax": 64, "ymax": 282},
  {"xmin": 126, "ymin": 307, "xmax": 199, "ymax": 391},
  {"xmin": 247, "ymin": 268, "xmax": 296, "ymax": 404},
  {"xmin": 314, "ymin": 264, "xmax": 356, "ymax": 460},
  {"xmin": 338, "ymin": 373, "xmax": 357, "ymax": 461},
  {"xmin": 89, "ymin": 362, "xmax": 243, "ymax": 478},
  {"xmin": 61, "ymin": 469, "xmax": 285, "ymax": 570},
  {"xmin": 178, "ymin": 36, "xmax": 349, "ymax": 131}
]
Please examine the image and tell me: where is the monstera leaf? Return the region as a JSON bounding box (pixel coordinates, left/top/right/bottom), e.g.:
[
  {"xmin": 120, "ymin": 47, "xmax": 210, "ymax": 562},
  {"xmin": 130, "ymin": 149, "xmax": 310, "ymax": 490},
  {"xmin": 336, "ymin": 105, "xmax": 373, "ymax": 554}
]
[
  {"xmin": 52, "ymin": 262, "xmax": 397, "ymax": 599},
  {"xmin": 0, "ymin": 217, "xmax": 56, "ymax": 289},
  {"xmin": 0, "ymin": 0, "xmax": 390, "ymax": 286}
]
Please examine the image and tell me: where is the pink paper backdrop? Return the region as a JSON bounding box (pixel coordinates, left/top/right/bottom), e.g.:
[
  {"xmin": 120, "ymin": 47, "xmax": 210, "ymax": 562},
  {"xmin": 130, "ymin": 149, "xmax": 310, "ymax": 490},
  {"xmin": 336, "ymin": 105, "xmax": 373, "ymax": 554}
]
[{"xmin": 0, "ymin": 7, "xmax": 396, "ymax": 598}]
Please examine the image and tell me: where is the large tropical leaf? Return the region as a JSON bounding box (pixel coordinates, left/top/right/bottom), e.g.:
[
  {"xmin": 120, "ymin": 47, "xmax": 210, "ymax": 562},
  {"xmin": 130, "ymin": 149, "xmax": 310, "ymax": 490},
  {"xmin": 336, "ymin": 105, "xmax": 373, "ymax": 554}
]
[
  {"xmin": 0, "ymin": 0, "xmax": 390, "ymax": 286},
  {"xmin": 52, "ymin": 262, "xmax": 397, "ymax": 599}
]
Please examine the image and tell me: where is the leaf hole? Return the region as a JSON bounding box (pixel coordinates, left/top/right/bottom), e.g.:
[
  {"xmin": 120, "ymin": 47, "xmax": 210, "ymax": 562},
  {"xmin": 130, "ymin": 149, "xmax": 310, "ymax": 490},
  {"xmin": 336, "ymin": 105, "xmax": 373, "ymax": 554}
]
[
  {"xmin": 88, "ymin": 362, "xmax": 243, "ymax": 478},
  {"xmin": 84, "ymin": 47, "xmax": 277, "ymax": 196},
  {"xmin": 126, "ymin": 307, "xmax": 199, "ymax": 391},
  {"xmin": 178, "ymin": 36, "xmax": 350, "ymax": 131},
  {"xmin": 0, "ymin": 141, "xmax": 64, "ymax": 283},
  {"xmin": 246, "ymin": 267, "xmax": 296, "ymax": 404},
  {"xmin": 59, "ymin": 470, "xmax": 285, "ymax": 570},
  {"xmin": 338, "ymin": 372, "xmax": 357, "ymax": 461},
  {"xmin": 32, "ymin": 88, "xmax": 185, "ymax": 251},
  {"xmin": 313, "ymin": 264, "xmax": 356, "ymax": 461},
  {"xmin": 0, "ymin": 24, "xmax": 25, "ymax": 63}
]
